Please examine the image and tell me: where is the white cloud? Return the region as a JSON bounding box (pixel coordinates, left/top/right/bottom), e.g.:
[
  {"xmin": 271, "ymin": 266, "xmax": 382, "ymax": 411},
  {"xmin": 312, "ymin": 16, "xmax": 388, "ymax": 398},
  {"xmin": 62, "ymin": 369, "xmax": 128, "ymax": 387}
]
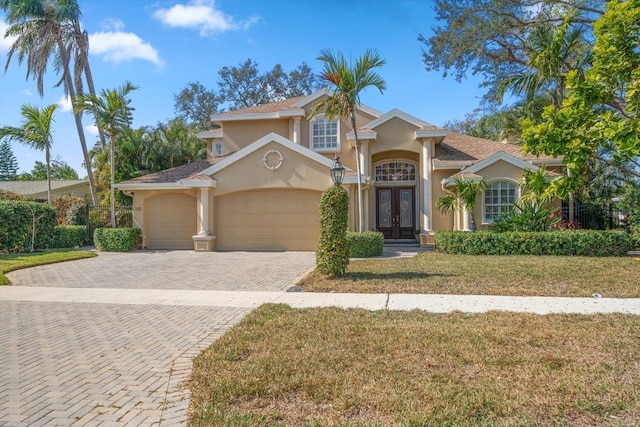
[
  {"xmin": 101, "ymin": 18, "xmax": 125, "ymax": 31},
  {"xmin": 57, "ymin": 95, "xmax": 73, "ymax": 112},
  {"xmin": 0, "ymin": 20, "xmax": 18, "ymax": 53},
  {"xmin": 20, "ymin": 89, "xmax": 33, "ymax": 96},
  {"xmin": 89, "ymin": 31, "xmax": 163, "ymax": 66},
  {"xmin": 85, "ymin": 124, "xmax": 99, "ymax": 136},
  {"xmin": 152, "ymin": 0, "xmax": 259, "ymax": 36}
]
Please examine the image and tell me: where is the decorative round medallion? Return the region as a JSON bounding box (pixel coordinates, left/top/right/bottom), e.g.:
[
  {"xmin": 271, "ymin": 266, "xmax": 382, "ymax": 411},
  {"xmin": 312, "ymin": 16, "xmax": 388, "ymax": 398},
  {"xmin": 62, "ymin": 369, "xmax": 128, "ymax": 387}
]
[{"xmin": 262, "ymin": 148, "xmax": 284, "ymax": 171}]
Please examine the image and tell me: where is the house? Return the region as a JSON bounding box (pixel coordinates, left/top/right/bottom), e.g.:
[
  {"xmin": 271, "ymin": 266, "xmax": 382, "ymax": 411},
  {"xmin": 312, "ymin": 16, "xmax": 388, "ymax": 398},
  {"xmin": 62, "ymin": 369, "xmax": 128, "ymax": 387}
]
[
  {"xmin": 0, "ymin": 180, "xmax": 91, "ymax": 200},
  {"xmin": 116, "ymin": 89, "xmax": 562, "ymax": 251}
]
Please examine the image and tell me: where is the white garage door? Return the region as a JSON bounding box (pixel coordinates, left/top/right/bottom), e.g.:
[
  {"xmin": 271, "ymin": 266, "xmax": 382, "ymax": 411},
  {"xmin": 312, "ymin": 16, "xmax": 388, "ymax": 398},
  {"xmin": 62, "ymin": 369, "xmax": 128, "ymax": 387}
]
[
  {"xmin": 146, "ymin": 193, "xmax": 196, "ymax": 250},
  {"xmin": 216, "ymin": 189, "xmax": 321, "ymax": 251}
]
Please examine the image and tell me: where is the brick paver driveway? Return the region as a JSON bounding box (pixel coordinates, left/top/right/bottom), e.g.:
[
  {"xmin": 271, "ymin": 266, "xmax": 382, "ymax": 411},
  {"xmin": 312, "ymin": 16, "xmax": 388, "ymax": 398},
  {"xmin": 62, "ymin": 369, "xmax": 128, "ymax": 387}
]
[{"xmin": 0, "ymin": 251, "xmax": 315, "ymax": 426}]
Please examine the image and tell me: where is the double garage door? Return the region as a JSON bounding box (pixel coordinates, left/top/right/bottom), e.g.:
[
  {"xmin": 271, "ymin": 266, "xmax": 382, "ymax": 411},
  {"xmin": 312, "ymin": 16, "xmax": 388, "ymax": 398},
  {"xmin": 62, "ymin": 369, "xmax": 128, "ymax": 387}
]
[{"xmin": 145, "ymin": 190, "xmax": 321, "ymax": 251}]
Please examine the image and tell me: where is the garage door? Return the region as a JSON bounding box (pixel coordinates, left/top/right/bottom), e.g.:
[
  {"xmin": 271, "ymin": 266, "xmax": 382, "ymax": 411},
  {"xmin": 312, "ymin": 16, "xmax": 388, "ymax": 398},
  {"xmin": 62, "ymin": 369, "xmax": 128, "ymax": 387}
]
[
  {"xmin": 216, "ymin": 189, "xmax": 321, "ymax": 251},
  {"xmin": 145, "ymin": 193, "xmax": 196, "ymax": 250}
]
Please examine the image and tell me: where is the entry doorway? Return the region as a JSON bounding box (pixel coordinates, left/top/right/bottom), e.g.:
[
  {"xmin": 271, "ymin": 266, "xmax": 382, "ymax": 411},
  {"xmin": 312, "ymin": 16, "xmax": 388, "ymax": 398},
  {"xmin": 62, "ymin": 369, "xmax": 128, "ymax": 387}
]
[{"xmin": 376, "ymin": 187, "xmax": 415, "ymax": 239}]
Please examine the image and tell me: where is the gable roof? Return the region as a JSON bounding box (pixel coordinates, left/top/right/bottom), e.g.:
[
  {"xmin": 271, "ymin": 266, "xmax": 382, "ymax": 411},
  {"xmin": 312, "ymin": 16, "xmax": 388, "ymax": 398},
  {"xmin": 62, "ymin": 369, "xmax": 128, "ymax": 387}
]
[
  {"xmin": 434, "ymin": 132, "xmax": 561, "ymax": 168},
  {"xmin": 116, "ymin": 157, "xmax": 228, "ymax": 189},
  {"xmin": 0, "ymin": 180, "xmax": 89, "ymax": 197}
]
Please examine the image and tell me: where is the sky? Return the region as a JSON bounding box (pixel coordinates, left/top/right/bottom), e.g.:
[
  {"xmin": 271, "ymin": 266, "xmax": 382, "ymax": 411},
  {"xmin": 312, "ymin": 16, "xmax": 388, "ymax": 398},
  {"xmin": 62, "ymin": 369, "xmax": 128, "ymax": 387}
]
[{"xmin": 0, "ymin": 0, "xmax": 487, "ymax": 177}]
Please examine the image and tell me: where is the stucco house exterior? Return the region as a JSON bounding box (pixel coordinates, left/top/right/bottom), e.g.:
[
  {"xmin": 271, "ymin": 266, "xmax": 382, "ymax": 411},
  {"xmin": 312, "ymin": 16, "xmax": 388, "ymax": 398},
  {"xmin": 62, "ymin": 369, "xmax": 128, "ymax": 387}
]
[{"xmin": 116, "ymin": 89, "xmax": 562, "ymax": 251}]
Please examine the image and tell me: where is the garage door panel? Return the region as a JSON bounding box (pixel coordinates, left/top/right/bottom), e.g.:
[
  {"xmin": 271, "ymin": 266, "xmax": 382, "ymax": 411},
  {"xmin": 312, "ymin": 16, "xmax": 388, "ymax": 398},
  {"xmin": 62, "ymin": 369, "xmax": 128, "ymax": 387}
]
[
  {"xmin": 146, "ymin": 193, "xmax": 196, "ymax": 250},
  {"xmin": 216, "ymin": 190, "xmax": 321, "ymax": 251}
]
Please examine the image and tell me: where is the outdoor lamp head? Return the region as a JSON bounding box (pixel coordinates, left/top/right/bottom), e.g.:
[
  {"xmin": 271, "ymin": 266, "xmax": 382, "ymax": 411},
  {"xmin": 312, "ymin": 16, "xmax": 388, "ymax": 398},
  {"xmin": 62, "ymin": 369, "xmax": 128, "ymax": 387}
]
[{"xmin": 330, "ymin": 156, "xmax": 345, "ymax": 186}]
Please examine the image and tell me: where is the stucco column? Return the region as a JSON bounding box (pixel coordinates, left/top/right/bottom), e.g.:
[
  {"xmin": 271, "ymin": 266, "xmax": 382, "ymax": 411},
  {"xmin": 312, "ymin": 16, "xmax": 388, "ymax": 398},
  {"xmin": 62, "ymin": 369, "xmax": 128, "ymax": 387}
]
[
  {"xmin": 293, "ymin": 117, "xmax": 301, "ymax": 144},
  {"xmin": 421, "ymin": 139, "xmax": 432, "ymax": 233},
  {"xmin": 193, "ymin": 187, "xmax": 216, "ymax": 251},
  {"xmin": 462, "ymin": 206, "xmax": 471, "ymax": 231}
]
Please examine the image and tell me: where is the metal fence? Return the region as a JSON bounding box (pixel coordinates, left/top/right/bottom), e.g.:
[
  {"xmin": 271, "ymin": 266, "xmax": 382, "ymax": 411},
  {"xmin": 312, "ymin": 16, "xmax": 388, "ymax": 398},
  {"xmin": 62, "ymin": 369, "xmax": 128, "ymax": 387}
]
[
  {"xmin": 86, "ymin": 204, "xmax": 133, "ymax": 244},
  {"xmin": 561, "ymin": 201, "xmax": 626, "ymax": 230}
]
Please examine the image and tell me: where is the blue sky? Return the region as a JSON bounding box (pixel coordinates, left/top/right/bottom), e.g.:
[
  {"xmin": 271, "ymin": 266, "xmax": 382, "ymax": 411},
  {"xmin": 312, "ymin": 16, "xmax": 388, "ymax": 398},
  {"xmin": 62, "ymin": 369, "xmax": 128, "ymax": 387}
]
[{"xmin": 0, "ymin": 0, "xmax": 486, "ymax": 176}]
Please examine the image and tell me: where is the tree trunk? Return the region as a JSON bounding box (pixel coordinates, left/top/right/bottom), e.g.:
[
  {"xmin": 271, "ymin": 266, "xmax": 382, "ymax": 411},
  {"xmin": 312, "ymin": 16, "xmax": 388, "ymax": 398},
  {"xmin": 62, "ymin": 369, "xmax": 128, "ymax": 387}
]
[
  {"xmin": 110, "ymin": 135, "xmax": 116, "ymax": 228},
  {"xmin": 350, "ymin": 112, "xmax": 365, "ymax": 233},
  {"xmin": 54, "ymin": 30, "xmax": 98, "ymax": 206},
  {"xmin": 45, "ymin": 146, "xmax": 52, "ymax": 204},
  {"xmin": 78, "ymin": 26, "xmax": 108, "ymax": 151}
]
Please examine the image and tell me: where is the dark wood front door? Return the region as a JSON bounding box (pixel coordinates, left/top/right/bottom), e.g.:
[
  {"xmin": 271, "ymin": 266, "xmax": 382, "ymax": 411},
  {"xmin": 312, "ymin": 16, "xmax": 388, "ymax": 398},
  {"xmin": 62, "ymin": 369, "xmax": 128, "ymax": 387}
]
[{"xmin": 376, "ymin": 187, "xmax": 415, "ymax": 239}]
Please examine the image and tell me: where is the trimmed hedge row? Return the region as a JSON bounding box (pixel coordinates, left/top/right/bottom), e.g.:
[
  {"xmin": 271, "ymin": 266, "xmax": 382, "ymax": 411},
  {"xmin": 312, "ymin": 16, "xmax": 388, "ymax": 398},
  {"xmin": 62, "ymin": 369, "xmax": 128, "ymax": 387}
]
[
  {"xmin": 51, "ymin": 225, "xmax": 88, "ymax": 248},
  {"xmin": 347, "ymin": 231, "xmax": 384, "ymax": 257},
  {"xmin": 94, "ymin": 227, "xmax": 141, "ymax": 252},
  {"xmin": 0, "ymin": 200, "xmax": 56, "ymax": 253},
  {"xmin": 435, "ymin": 230, "xmax": 634, "ymax": 256}
]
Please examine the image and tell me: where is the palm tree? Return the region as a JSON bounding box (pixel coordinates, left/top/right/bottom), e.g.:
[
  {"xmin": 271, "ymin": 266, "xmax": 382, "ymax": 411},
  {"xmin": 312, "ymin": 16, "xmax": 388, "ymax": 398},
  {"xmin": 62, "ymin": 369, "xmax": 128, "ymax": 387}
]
[
  {"xmin": 436, "ymin": 176, "xmax": 486, "ymax": 231},
  {"xmin": 310, "ymin": 49, "xmax": 386, "ymax": 233},
  {"xmin": 0, "ymin": 104, "xmax": 58, "ymax": 204},
  {"xmin": 2, "ymin": 0, "xmax": 99, "ymax": 205},
  {"xmin": 75, "ymin": 81, "xmax": 138, "ymax": 227}
]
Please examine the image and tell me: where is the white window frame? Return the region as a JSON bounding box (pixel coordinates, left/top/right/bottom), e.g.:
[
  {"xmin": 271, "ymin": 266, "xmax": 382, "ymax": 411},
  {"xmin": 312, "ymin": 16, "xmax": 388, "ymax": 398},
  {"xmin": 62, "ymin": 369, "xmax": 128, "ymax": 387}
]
[
  {"xmin": 482, "ymin": 179, "xmax": 519, "ymax": 224},
  {"xmin": 310, "ymin": 116, "xmax": 339, "ymax": 152},
  {"xmin": 214, "ymin": 140, "xmax": 223, "ymax": 157}
]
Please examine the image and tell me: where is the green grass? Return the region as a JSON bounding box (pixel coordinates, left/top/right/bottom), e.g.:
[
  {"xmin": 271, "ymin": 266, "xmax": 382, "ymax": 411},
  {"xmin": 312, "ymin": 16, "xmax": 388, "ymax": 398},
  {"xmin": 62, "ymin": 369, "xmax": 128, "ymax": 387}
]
[
  {"xmin": 0, "ymin": 249, "xmax": 97, "ymax": 285},
  {"xmin": 190, "ymin": 304, "xmax": 640, "ymax": 426},
  {"xmin": 300, "ymin": 252, "xmax": 640, "ymax": 298}
]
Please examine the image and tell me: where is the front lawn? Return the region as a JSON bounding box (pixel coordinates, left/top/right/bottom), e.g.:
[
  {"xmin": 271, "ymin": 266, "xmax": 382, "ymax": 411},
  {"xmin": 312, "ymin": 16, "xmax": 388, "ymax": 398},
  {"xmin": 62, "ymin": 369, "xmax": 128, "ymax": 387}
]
[
  {"xmin": 190, "ymin": 304, "xmax": 640, "ymax": 426},
  {"xmin": 300, "ymin": 252, "xmax": 640, "ymax": 298},
  {"xmin": 0, "ymin": 249, "xmax": 97, "ymax": 285}
]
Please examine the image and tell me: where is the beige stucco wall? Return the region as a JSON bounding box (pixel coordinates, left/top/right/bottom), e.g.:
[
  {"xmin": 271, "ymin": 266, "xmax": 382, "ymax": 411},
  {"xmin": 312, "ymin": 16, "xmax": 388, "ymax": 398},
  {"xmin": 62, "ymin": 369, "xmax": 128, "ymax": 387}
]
[
  {"xmin": 369, "ymin": 118, "xmax": 421, "ymax": 156},
  {"xmin": 222, "ymin": 119, "xmax": 289, "ymax": 153},
  {"xmin": 431, "ymin": 169, "xmax": 456, "ymax": 231}
]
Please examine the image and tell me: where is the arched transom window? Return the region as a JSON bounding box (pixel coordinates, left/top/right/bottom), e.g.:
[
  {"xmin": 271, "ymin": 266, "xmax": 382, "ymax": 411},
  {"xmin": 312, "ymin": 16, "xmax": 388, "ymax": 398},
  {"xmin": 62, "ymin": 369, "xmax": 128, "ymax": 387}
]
[
  {"xmin": 484, "ymin": 181, "xmax": 518, "ymax": 222},
  {"xmin": 375, "ymin": 162, "xmax": 416, "ymax": 182}
]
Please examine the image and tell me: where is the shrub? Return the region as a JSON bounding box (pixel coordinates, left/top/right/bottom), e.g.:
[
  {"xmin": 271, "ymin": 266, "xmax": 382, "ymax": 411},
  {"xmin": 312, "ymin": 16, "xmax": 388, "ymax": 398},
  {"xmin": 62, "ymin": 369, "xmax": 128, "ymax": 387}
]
[
  {"xmin": 347, "ymin": 231, "xmax": 384, "ymax": 257},
  {"xmin": 316, "ymin": 186, "xmax": 349, "ymax": 276},
  {"xmin": 0, "ymin": 200, "xmax": 56, "ymax": 253},
  {"xmin": 52, "ymin": 195, "xmax": 85, "ymax": 225},
  {"xmin": 51, "ymin": 225, "xmax": 87, "ymax": 248},
  {"xmin": 65, "ymin": 203, "xmax": 87, "ymax": 226},
  {"xmin": 491, "ymin": 200, "xmax": 559, "ymax": 232},
  {"xmin": 435, "ymin": 230, "xmax": 633, "ymax": 256},
  {"xmin": 0, "ymin": 189, "xmax": 30, "ymax": 201},
  {"xmin": 94, "ymin": 227, "xmax": 141, "ymax": 252},
  {"xmin": 618, "ymin": 182, "xmax": 640, "ymax": 233},
  {"xmin": 631, "ymin": 233, "xmax": 640, "ymax": 251}
]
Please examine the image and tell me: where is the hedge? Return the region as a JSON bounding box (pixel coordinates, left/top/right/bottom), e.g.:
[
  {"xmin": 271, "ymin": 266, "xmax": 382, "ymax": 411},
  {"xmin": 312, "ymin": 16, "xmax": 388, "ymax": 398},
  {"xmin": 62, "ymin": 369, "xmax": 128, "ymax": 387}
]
[
  {"xmin": 0, "ymin": 200, "xmax": 57, "ymax": 253},
  {"xmin": 347, "ymin": 231, "xmax": 384, "ymax": 257},
  {"xmin": 435, "ymin": 230, "xmax": 633, "ymax": 256},
  {"xmin": 316, "ymin": 186, "xmax": 350, "ymax": 276},
  {"xmin": 94, "ymin": 227, "xmax": 141, "ymax": 252},
  {"xmin": 51, "ymin": 225, "xmax": 88, "ymax": 248}
]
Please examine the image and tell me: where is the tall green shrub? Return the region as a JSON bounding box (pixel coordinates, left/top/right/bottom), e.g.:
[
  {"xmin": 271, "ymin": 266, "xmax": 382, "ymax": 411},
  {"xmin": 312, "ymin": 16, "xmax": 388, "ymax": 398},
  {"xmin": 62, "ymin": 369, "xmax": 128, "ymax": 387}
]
[
  {"xmin": 0, "ymin": 200, "xmax": 56, "ymax": 253},
  {"xmin": 316, "ymin": 186, "xmax": 349, "ymax": 276}
]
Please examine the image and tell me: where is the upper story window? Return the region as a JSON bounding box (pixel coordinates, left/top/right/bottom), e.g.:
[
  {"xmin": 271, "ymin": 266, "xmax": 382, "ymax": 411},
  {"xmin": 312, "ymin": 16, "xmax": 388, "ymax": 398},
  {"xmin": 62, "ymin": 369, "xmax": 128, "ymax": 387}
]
[
  {"xmin": 214, "ymin": 141, "xmax": 223, "ymax": 157},
  {"xmin": 311, "ymin": 117, "xmax": 339, "ymax": 151},
  {"xmin": 483, "ymin": 180, "xmax": 518, "ymax": 223},
  {"xmin": 375, "ymin": 162, "xmax": 416, "ymax": 182}
]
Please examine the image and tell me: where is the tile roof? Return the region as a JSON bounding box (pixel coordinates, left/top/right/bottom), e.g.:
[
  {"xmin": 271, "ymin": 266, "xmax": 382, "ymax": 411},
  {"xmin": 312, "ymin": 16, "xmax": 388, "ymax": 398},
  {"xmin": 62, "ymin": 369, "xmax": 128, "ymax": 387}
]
[
  {"xmin": 117, "ymin": 156, "xmax": 231, "ymax": 185},
  {"xmin": 435, "ymin": 132, "xmax": 557, "ymax": 163},
  {"xmin": 0, "ymin": 180, "xmax": 88, "ymax": 196},
  {"xmin": 212, "ymin": 96, "xmax": 307, "ymax": 118}
]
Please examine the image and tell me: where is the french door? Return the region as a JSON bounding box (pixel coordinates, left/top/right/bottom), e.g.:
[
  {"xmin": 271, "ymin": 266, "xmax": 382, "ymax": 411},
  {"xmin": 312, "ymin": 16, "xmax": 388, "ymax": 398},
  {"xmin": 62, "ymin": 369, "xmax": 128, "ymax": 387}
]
[{"xmin": 376, "ymin": 187, "xmax": 415, "ymax": 239}]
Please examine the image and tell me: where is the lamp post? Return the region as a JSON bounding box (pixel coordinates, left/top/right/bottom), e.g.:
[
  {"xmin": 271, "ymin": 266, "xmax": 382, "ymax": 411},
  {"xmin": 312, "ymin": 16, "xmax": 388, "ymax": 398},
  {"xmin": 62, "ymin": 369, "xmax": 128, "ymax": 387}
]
[{"xmin": 330, "ymin": 156, "xmax": 345, "ymax": 186}]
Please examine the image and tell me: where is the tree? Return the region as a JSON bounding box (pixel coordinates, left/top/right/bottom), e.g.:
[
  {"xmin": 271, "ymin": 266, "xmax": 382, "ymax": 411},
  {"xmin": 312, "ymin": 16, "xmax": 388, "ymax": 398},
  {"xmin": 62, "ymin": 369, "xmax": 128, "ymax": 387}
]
[
  {"xmin": 75, "ymin": 81, "xmax": 138, "ymax": 227},
  {"xmin": 310, "ymin": 48, "xmax": 386, "ymax": 233},
  {"xmin": 2, "ymin": 0, "xmax": 99, "ymax": 205},
  {"xmin": 0, "ymin": 104, "xmax": 58, "ymax": 204},
  {"xmin": 174, "ymin": 82, "xmax": 221, "ymax": 131},
  {"xmin": 19, "ymin": 158, "xmax": 78, "ymax": 180},
  {"xmin": 436, "ymin": 176, "xmax": 486, "ymax": 230},
  {"xmin": 521, "ymin": 0, "xmax": 640, "ymax": 188},
  {"xmin": 217, "ymin": 59, "xmax": 319, "ymax": 109},
  {"xmin": 0, "ymin": 140, "xmax": 19, "ymax": 180},
  {"xmin": 316, "ymin": 185, "xmax": 349, "ymax": 276},
  {"xmin": 419, "ymin": 0, "xmax": 604, "ymax": 103}
]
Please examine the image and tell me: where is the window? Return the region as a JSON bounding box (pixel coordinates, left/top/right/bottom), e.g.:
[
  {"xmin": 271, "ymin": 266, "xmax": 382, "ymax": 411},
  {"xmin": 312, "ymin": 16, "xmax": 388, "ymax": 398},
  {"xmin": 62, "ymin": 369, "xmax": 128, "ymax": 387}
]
[
  {"xmin": 214, "ymin": 141, "xmax": 223, "ymax": 157},
  {"xmin": 375, "ymin": 162, "xmax": 416, "ymax": 182},
  {"xmin": 484, "ymin": 181, "xmax": 518, "ymax": 222},
  {"xmin": 311, "ymin": 117, "xmax": 338, "ymax": 151}
]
